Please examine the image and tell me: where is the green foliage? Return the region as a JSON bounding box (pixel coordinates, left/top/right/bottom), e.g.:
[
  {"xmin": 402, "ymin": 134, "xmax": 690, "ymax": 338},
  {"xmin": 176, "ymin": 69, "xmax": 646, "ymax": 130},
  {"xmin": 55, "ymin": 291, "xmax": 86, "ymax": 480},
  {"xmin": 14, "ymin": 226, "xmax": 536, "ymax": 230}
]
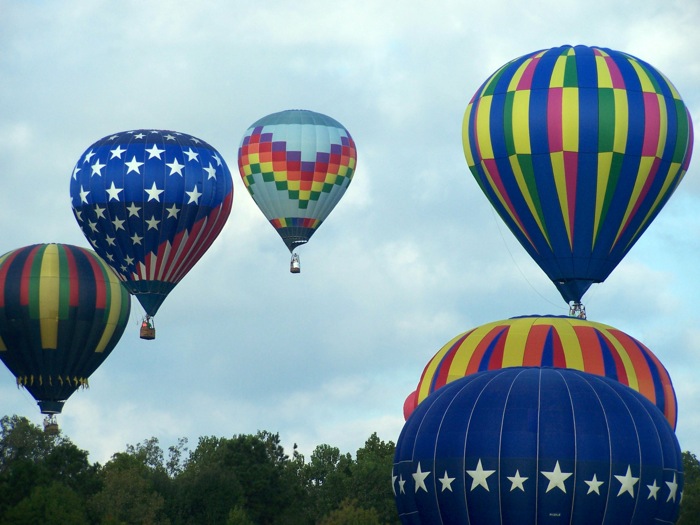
[
  {"xmin": 318, "ymin": 499, "xmax": 382, "ymax": 525},
  {"xmin": 679, "ymin": 451, "xmax": 700, "ymax": 524}
]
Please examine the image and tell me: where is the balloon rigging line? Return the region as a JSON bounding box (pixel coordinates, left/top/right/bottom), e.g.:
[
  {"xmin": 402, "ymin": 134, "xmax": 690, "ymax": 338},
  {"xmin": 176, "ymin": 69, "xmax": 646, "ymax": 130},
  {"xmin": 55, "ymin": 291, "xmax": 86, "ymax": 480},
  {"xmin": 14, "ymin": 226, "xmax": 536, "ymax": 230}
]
[{"xmin": 488, "ymin": 207, "xmax": 566, "ymax": 313}]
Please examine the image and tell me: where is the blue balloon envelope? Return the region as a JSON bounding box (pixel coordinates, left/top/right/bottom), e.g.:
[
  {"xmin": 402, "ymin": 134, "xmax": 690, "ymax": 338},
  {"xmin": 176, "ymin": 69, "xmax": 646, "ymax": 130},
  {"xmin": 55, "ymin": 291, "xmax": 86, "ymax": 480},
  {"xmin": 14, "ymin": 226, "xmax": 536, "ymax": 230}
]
[
  {"xmin": 70, "ymin": 130, "xmax": 233, "ymax": 317},
  {"xmin": 393, "ymin": 367, "xmax": 682, "ymax": 524}
]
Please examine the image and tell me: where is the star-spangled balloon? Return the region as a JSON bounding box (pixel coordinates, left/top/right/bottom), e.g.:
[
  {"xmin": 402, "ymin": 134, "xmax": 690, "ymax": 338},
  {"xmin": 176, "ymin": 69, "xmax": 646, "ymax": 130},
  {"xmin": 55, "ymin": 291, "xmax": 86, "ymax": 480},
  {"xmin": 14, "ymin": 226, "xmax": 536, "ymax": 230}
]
[
  {"xmin": 70, "ymin": 130, "xmax": 233, "ymax": 319},
  {"xmin": 394, "ymin": 367, "xmax": 683, "ymax": 524}
]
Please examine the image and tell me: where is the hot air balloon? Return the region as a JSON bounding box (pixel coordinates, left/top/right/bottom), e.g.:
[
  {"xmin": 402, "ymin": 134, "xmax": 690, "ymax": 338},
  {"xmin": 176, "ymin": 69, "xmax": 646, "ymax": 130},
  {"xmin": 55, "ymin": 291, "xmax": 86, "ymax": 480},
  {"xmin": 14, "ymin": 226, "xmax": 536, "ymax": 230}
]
[
  {"xmin": 70, "ymin": 130, "xmax": 233, "ymax": 339},
  {"xmin": 238, "ymin": 109, "xmax": 357, "ymax": 273},
  {"xmin": 403, "ymin": 315, "xmax": 676, "ymax": 428},
  {"xmin": 394, "ymin": 367, "xmax": 683, "ymax": 524},
  {"xmin": 0, "ymin": 244, "xmax": 130, "ymax": 432},
  {"xmin": 462, "ymin": 45, "xmax": 694, "ymax": 316}
]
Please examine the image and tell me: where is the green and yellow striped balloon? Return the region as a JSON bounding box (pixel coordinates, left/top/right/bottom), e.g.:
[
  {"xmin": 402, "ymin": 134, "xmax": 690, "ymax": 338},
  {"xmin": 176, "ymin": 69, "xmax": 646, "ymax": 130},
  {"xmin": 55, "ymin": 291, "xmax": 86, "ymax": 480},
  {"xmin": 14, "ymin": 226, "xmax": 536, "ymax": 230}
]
[{"xmin": 0, "ymin": 243, "xmax": 130, "ymax": 414}]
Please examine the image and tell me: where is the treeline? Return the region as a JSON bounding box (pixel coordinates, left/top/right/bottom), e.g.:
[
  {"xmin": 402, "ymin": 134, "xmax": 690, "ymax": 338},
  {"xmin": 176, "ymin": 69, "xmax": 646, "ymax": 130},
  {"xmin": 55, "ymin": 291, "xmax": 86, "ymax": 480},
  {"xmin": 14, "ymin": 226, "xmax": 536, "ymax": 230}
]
[
  {"xmin": 1, "ymin": 414, "xmax": 699, "ymax": 525},
  {"xmin": 0, "ymin": 415, "xmax": 398, "ymax": 524}
]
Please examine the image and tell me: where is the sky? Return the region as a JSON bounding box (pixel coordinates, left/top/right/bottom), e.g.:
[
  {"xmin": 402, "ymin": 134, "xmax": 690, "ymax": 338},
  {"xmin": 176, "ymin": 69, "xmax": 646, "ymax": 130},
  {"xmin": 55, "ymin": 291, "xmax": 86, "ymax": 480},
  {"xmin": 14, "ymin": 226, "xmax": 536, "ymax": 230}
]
[{"xmin": 1, "ymin": 0, "xmax": 699, "ymax": 466}]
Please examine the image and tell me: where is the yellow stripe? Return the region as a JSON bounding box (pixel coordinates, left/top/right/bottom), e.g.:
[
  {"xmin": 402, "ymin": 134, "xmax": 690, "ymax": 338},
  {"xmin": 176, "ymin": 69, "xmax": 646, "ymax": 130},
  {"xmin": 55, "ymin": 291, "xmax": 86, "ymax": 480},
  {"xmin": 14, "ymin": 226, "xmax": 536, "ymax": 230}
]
[
  {"xmin": 551, "ymin": 151, "xmax": 573, "ymax": 248},
  {"xmin": 612, "ymin": 157, "xmax": 655, "ymax": 246},
  {"xmin": 552, "ymin": 319, "xmax": 585, "ymax": 369},
  {"xmin": 595, "ymin": 55, "xmax": 614, "ymax": 89},
  {"xmin": 416, "ymin": 332, "xmax": 464, "ymax": 402},
  {"xmin": 500, "ymin": 318, "xmax": 535, "ymax": 367},
  {"xmin": 600, "ymin": 328, "xmax": 639, "ymax": 390},
  {"xmin": 508, "ymin": 154, "xmax": 551, "ymax": 249},
  {"xmin": 475, "ymin": 96, "xmax": 494, "ymax": 159},
  {"xmin": 593, "ymin": 152, "xmax": 613, "ymax": 247},
  {"xmin": 655, "ymin": 93, "xmax": 668, "ymax": 158},
  {"xmin": 562, "ymin": 87, "xmax": 579, "ymax": 151},
  {"xmin": 629, "ymin": 60, "xmax": 655, "ymax": 93},
  {"xmin": 613, "ymin": 89, "xmax": 629, "ymax": 153},
  {"xmin": 446, "ymin": 321, "xmax": 502, "ymax": 380},
  {"xmin": 39, "ymin": 244, "xmax": 60, "ymax": 350},
  {"xmin": 512, "ymin": 90, "xmax": 531, "ymax": 154},
  {"xmin": 462, "ymin": 103, "xmax": 476, "ymax": 166},
  {"xmin": 549, "ymin": 55, "xmax": 567, "ymax": 88},
  {"xmin": 95, "ymin": 269, "xmax": 124, "ymax": 353}
]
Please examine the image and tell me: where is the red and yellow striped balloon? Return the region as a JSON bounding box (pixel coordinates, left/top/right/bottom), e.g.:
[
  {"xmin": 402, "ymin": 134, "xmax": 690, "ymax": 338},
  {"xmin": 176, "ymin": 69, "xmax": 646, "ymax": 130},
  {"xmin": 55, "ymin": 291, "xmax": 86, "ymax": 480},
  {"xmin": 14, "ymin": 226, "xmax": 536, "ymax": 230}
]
[
  {"xmin": 406, "ymin": 315, "xmax": 676, "ymax": 428},
  {"xmin": 0, "ymin": 244, "xmax": 130, "ymax": 414}
]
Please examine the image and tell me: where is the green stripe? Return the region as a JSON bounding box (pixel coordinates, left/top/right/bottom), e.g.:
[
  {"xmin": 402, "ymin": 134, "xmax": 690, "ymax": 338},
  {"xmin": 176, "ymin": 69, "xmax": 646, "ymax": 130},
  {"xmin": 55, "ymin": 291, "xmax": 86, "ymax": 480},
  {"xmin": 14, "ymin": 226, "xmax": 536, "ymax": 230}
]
[
  {"xmin": 57, "ymin": 245, "xmax": 70, "ymax": 319},
  {"xmin": 480, "ymin": 62, "xmax": 511, "ymax": 98},
  {"xmin": 503, "ymin": 91, "xmax": 516, "ymax": 155},
  {"xmin": 518, "ymin": 154, "xmax": 548, "ymax": 236},
  {"xmin": 672, "ymin": 100, "xmax": 691, "ymax": 164},
  {"xmin": 598, "ymin": 88, "xmax": 616, "ymax": 152},
  {"xmin": 596, "ymin": 152, "xmax": 625, "ymax": 242},
  {"xmin": 563, "ymin": 54, "xmax": 578, "ymax": 87},
  {"xmin": 28, "ymin": 245, "xmax": 46, "ymax": 319}
]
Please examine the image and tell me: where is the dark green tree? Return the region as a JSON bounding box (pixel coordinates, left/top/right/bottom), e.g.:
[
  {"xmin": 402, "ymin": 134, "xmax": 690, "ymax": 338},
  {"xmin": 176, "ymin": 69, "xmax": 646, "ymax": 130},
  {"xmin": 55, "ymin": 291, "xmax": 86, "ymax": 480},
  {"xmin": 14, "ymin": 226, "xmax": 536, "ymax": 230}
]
[
  {"xmin": 2, "ymin": 481, "xmax": 89, "ymax": 525},
  {"xmin": 679, "ymin": 451, "xmax": 700, "ymax": 524},
  {"xmin": 318, "ymin": 498, "xmax": 382, "ymax": 525},
  {"xmin": 349, "ymin": 433, "xmax": 398, "ymax": 524}
]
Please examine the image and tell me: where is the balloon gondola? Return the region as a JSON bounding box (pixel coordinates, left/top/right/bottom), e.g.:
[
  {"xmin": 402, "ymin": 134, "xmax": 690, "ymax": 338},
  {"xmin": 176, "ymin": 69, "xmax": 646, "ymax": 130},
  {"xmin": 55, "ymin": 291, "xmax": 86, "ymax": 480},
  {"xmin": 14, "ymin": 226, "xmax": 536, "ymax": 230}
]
[
  {"xmin": 238, "ymin": 109, "xmax": 357, "ymax": 273},
  {"xmin": 70, "ymin": 130, "xmax": 234, "ymax": 338},
  {"xmin": 0, "ymin": 243, "xmax": 131, "ymax": 432},
  {"xmin": 462, "ymin": 45, "xmax": 694, "ymax": 312}
]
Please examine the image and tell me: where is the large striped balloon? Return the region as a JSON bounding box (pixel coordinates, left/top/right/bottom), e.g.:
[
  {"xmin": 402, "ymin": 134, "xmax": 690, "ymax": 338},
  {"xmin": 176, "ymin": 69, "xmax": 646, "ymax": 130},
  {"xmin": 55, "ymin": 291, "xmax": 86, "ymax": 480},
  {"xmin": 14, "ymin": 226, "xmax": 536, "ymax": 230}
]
[
  {"xmin": 0, "ymin": 244, "xmax": 130, "ymax": 414},
  {"xmin": 406, "ymin": 315, "xmax": 676, "ymax": 428},
  {"xmin": 238, "ymin": 109, "xmax": 357, "ymax": 254},
  {"xmin": 462, "ymin": 45, "xmax": 694, "ymax": 305},
  {"xmin": 395, "ymin": 368, "xmax": 683, "ymax": 524}
]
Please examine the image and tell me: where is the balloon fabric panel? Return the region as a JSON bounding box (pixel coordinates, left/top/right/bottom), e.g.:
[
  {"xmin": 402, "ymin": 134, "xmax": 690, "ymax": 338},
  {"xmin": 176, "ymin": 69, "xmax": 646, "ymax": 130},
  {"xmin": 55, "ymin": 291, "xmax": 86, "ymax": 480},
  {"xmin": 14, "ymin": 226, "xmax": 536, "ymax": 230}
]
[
  {"xmin": 0, "ymin": 244, "xmax": 130, "ymax": 414},
  {"xmin": 238, "ymin": 109, "xmax": 357, "ymax": 252},
  {"xmin": 69, "ymin": 130, "xmax": 233, "ymax": 317},
  {"xmin": 394, "ymin": 368, "xmax": 683, "ymax": 524},
  {"xmin": 410, "ymin": 315, "xmax": 676, "ymax": 428},
  {"xmin": 462, "ymin": 45, "xmax": 694, "ymax": 304}
]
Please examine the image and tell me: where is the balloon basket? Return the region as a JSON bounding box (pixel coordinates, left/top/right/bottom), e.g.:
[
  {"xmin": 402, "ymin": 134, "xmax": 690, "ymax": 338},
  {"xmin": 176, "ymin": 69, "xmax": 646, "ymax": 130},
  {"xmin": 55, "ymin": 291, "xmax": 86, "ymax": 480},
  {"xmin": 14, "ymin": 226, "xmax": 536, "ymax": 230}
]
[
  {"xmin": 569, "ymin": 302, "xmax": 586, "ymax": 319},
  {"xmin": 43, "ymin": 415, "xmax": 59, "ymax": 435},
  {"xmin": 140, "ymin": 317, "xmax": 156, "ymax": 340},
  {"xmin": 290, "ymin": 253, "xmax": 301, "ymax": 274}
]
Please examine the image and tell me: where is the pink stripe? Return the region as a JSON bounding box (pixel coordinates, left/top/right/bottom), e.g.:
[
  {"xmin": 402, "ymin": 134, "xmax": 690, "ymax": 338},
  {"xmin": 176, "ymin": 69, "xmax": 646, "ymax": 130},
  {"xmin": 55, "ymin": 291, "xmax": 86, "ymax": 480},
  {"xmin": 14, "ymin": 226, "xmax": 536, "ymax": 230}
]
[
  {"xmin": 547, "ymin": 87, "xmax": 564, "ymax": 152},
  {"xmin": 516, "ymin": 57, "xmax": 540, "ymax": 90},
  {"xmin": 564, "ymin": 151, "xmax": 578, "ymax": 232},
  {"xmin": 642, "ymin": 92, "xmax": 661, "ymax": 157},
  {"xmin": 604, "ymin": 56, "xmax": 626, "ymax": 89},
  {"xmin": 617, "ymin": 157, "xmax": 662, "ymax": 241}
]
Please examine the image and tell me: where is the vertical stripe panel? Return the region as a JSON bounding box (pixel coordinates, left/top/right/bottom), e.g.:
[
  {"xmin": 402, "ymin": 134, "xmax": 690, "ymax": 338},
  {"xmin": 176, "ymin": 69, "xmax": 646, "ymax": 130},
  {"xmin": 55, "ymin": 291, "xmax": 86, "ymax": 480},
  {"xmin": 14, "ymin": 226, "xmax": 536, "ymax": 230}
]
[
  {"xmin": 511, "ymin": 90, "xmax": 531, "ymax": 154},
  {"xmin": 39, "ymin": 244, "xmax": 60, "ymax": 349}
]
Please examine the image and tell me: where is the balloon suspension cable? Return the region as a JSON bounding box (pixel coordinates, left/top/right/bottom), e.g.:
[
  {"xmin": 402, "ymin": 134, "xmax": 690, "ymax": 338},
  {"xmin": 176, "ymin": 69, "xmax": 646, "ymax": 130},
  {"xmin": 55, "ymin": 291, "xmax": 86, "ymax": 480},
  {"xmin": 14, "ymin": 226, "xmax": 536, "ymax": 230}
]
[
  {"xmin": 140, "ymin": 315, "xmax": 156, "ymax": 340},
  {"xmin": 290, "ymin": 252, "xmax": 301, "ymax": 274},
  {"xmin": 569, "ymin": 302, "xmax": 586, "ymax": 319},
  {"xmin": 43, "ymin": 414, "xmax": 59, "ymax": 435}
]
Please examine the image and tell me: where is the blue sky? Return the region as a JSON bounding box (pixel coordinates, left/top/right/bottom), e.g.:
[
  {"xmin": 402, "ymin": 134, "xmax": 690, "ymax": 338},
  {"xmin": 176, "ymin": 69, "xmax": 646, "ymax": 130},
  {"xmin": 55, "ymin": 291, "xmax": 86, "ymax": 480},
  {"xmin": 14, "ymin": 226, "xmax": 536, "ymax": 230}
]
[{"xmin": 1, "ymin": 0, "xmax": 699, "ymax": 464}]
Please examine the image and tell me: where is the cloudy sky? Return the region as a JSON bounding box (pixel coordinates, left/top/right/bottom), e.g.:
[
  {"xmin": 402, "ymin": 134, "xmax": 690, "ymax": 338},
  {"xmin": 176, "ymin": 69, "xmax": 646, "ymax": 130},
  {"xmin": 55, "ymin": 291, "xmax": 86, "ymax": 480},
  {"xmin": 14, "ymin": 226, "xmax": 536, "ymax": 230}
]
[{"xmin": 1, "ymin": 0, "xmax": 699, "ymax": 465}]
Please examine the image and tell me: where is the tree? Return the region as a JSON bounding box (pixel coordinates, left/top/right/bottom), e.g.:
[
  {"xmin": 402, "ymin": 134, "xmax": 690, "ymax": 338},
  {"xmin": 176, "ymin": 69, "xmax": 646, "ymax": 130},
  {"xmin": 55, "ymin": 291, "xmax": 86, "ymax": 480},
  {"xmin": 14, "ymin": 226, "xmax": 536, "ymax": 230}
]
[
  {"xmin": 349, "ymin": 433, "xmax": 398, "ymax": 524},
  {"xmin": 2, "ymin": 482, "xmax": 89, "ymax": 525},
  {"xmin": 318, "ymin": 499, "xmax": 382, "ymax": 525},
  {"xmin": 678, "ymin": 451, "xmax": 700, "ymax": 524}
]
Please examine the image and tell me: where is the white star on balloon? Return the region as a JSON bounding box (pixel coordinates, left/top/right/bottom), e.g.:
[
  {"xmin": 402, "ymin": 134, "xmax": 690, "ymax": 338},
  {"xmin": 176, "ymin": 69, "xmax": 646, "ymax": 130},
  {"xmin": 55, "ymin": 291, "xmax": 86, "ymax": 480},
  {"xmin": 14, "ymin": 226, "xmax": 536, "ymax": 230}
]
[
  {"xmin": 541, "ymin": 461, "xmax": 572, "ymax": 493},
  {"xmin": 507, "ymin": 470, "xmax": 528, "ymax": 492},
  {"xmin": 392, "ymin": 473, "xmax": 397, "ymax": 496},
  {"xmin": 91, "ymin": 159, "xmax": 106, "ymax": 176},
  {"xmin": 466, "ymin": 459, "xmax": 496, "ymax": 492},
  {"xmin": 145, "ymin": 144, "xmax": 165, "ymax": 159},
  {"xmin": 146, "ymin": 216, "xmax": 161, "ymax": 230},
  {"xmin": 165, "ymin": 204, "xmax": 180, "ymax": 219},
  {"xmin": 94, "ymin": 205, "xmax": 106, "ymax": 219},
  {"xmin": 666, "ymin": 473, "xmax": 678, "ymax": 502},
  {"xmin": 614, "ymin": 466, "xmax": 639, "ymax": 497},
  {"xmin": 184, "ymin": 147, "xmax": 199, "ymax": 162},
  {"xmin": 72, "ymin": 165, "xmax": 80, "ymax": 179},
  {"xmin": 110, "ymin": 145, "xmax": 126, "ymax": 159},
  {"xmin": 438, "ymin": 471, "xmax": 455, "ymax": 492},
  {"xmin": 186, "ymin": 186, "xmax": 202, "ymax": 204},
  {"xmin": 203, "ymin": 162, "xmax": 217, "ymax": 180},
  {"xmin": 79, "ymin": 185, "xmax": 90, "ymax": 203},
  {"xmin": 398, "ymin": 474, "xmax": 406, "ymax": 494},
  {"xmin": 647, "ymin": 479, "xmax": 660, "ymax": 500},
  {"xmin": 105, "ymin": 235, "xmax": 116, "ymax": 246},
  {"xmin": 87, "ymin": 220, "xmax": 98, "ymax": 233},
  {"xmin": 83, "ymin": 149, "xmax": 96, "ymax": 163},
  {"xmin": 106, "ymin": 181, "xmax": 123, "ymax": 201},
  {"xmin": 125, "ymin": 155, "xmax": 144, "ymax": 174},
  {"xmin": 112, "ymin": 217, "xmax": 126, "ymax": 231},
  {"xmin": 585, "ymin": 474, "xmax": 604, "ymax": 495},
  {"xmin": 131, "ymin": 233, "xmax": 143, "ymax": 245},
  {"xmin": 412, "ymin": 462, "xmax": 430, "ymax": 493},
  {"xmin": 145, "ymin": 182, "xmax": 164, "ymax": 202},
  {"xmin": 166, "ymin": 158, "xmax": 185, "ymax": 176},
  {"xmin": 126, "ymin": 202, "xmax": 141, "ymax": 217}
]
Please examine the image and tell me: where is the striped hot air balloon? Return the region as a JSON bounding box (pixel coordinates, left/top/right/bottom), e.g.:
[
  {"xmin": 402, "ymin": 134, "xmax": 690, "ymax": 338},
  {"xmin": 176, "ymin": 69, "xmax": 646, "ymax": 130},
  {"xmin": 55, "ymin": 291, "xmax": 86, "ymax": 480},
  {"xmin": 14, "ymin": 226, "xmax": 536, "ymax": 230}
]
[
  {"xmin": 238, "ymin": 109, "xmax": 357, "ymax": 272},
  {"xmin": 462, "ymin": 45, "xmax": 694, "ymax": 309},
  {"xmin": 405, "ymin": 315, "xmax": 676, "ymax": 428},
  {"xmin": 0, "ymin": 244, "xmax": 130, "ymax": 416}
]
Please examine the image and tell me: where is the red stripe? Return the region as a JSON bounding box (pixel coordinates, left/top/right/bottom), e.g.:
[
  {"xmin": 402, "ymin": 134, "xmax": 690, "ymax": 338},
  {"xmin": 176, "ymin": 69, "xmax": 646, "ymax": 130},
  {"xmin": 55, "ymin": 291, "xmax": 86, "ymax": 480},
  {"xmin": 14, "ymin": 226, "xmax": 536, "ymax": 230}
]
[
  {"xmin": 551, "ymin": 329, "xmax": 567, "ymax": 368},
  {"xmin": 0, "ymin": 249, "xmax": 22, "ymax": 307},
  {"xmin": 575, "ymin": 326, "xmax": 606, "ymax": 375},
  {"xmin": 516, "ymin": 56, "xmax": 540, "ymax": 91},
  {"xmin": 523, "ymin": 325, "xmax": 548, "ymax": 366},
  {"xmin": 547, "ymin": 87, "xmax": 563, "ymax": 152},
  {"xmin": 431, "ymin": 332, "xmax": 472, "ymax": 390},
  {"xmin": 83, "ymin": 248, "xmax": 107, "ymax": 309},
  {"xmin": 604, "ymin": 55, "xmax": 626, "ymax": 89},
  {"xmin": 20, "ymin": 246, "xmax": 41, "ymax": 307},
  {"xmin": 642, "ymin": 92, "xmax": 661, "ymax": 157},
  {"xmin": 609, "ymin": 329, "xmax": 655, "ymax": 402},
  {"xmin": 487, "ymin": 331, "xmax": 507, "ymax": 370},
  {"xmin": 599, "ymin": 332, "xmax": 629, "ymax": 385},
  {"xmin": 466, "ymin": 326, "xmax": 506, "ymax": 375}
]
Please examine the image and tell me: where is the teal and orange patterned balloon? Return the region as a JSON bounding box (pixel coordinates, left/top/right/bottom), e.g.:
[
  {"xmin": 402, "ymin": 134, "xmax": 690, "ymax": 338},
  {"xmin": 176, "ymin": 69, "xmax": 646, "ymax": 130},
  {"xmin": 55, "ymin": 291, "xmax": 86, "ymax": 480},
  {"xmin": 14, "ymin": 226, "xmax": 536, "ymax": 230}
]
[
  {"xmin": 405, "ymin": 315, "xmax": 677, "ymax": 428},
  {"xmin": 462, "ymin": 45, "xmax": 694, "ymax": 306},
  {"xmin": 238, "ymin": 109, "xmax": 357, "ymax": 255},
  {"xmin": 0, "ymin": 244, "xmax": 130, "ymax": 415}
]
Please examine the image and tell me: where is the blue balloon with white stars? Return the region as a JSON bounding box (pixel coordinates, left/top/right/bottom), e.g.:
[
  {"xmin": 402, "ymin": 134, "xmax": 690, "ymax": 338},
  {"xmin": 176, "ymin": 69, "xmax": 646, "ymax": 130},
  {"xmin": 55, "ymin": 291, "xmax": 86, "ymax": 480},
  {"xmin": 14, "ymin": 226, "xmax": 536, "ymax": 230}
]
[
  {"xmin": 393, "ymin": 367, "xmax": 683, "ymax": 524},
  {"xmin": 70, "ymin": 130, "xmax": 233, "ymax": 317}
]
